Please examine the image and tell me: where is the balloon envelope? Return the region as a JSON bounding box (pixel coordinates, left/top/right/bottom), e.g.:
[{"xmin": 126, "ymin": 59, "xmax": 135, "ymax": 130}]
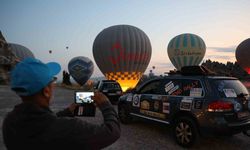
[
  {"xmin": 236, "ymin": 38, "xmax": 250, "ymax": 74},
  {"xmin": 68, "ymin": 56, "xmax": 94, "ymax": 86},
  {"xmin": 93, "ymin": 25, "xmax": 152, "ymax": 91},
  {"xmin": 167, "ymin": 33, "xmax": 206, "ymax": 70}
]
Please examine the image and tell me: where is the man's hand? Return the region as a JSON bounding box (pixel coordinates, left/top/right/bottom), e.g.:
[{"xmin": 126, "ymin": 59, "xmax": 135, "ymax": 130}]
[
  {"xmin": 91, "ymin": 92, "xmax": 109, "ymax": 107},
  {"xmin": 56, "ymin": 103, "xmax": 79, "ymax": 117}
]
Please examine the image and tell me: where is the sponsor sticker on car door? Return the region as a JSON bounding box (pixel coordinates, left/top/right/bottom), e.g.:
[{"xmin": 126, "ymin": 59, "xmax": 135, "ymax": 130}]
[{"xmin": 132, "ymin": 94, "xmax": 141, "ymax": 107}]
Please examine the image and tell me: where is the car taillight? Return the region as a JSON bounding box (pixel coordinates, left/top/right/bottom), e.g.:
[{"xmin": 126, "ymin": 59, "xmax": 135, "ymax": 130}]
[{"xmin": 208, "ymin": 101, "xmax": 233, "ymax": 112}]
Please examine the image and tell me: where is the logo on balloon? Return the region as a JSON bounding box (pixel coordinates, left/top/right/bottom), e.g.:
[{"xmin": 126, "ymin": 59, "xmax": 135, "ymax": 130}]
[
  {"xmin": 174, "ymin": 49, "xmax": 203, "ymax": 56},
  {"xmin": 109, "ymin": 43, "xmax": 150, "ymax": 65}
]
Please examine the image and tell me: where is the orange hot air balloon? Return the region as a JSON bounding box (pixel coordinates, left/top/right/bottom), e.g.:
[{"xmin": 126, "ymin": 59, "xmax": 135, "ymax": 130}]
[{"xmin": 93, "ymin": 25, "xmax": 152, "ymax": 91}]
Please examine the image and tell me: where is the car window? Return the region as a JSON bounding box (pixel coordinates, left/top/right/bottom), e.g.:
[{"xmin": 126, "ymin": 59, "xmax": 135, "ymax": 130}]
[
  {"xmin": 139, "ymin": 80, "xmax": 161, "ymax": 94},
  {"xmin": 213, "ymin": 79, "xmax": 249, "ymax": 98},
  {"xmin": 162, "ymin": 79, "xmax": 204, "ymax": 97}
]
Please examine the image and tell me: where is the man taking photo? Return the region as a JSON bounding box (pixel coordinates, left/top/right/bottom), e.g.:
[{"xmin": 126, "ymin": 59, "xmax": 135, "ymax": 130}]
[{"xmin": 2, "ymin": 58, "xmax": 120, "ymax": 150}]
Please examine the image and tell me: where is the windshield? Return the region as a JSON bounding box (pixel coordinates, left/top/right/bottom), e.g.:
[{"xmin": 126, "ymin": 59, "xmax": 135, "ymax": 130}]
[
  {"xmin": 102, "ymin": 83, "xmax": 121, "ymax": 90},
  {"xmin": 213, "ymin": 79, "xmax": 249, "ymax": 98}
]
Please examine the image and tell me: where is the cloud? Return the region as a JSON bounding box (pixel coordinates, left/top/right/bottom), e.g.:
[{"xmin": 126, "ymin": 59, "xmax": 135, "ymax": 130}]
[
  {"xmin": 204, "ymin": 55, "xmax": 232, "ymax": 60},
  {"xmin": 207, "ymin": 46, "xmax": 237, "ymax": 53},
  {"xmin": 205, "ymin": 46, "xmax": 236, "ymax": 63},
  {"xmin": 146, "ymin": 62, "xmax": 175, "ymax": 75},
  {"xmin": 152, "ymin": 62, "xmax": 173, "ymax": 68}
]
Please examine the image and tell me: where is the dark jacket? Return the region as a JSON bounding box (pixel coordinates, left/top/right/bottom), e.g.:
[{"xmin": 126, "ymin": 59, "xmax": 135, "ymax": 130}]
[{"xmin": 2, "ymin": 101, "xmax": 120, "ymax": 150}]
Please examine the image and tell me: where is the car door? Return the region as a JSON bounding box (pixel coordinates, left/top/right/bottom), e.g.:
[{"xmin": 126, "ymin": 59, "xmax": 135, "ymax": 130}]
[
  {"xmin": 131, "ymin": 79, "xmax": 168, "ymax": 121},
  {"xmin": 163, "ymin": 78, "xmax": 205, "ymax": 116}
]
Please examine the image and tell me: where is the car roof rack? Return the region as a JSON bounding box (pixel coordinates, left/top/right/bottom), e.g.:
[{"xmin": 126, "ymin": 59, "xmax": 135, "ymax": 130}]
[
  {"xmin": 166, "ymin": 66, "xmax": 216, "ymax": 76},
  {"xmin": 180, "ymin": 65, "xmax": 216, "ymax": 76}
]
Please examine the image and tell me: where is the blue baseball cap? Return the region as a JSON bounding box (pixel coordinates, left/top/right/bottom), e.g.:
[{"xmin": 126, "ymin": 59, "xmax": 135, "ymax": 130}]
[{"xmin": 11, "ymin": 58, "xmax": 61, "ymax": 96}]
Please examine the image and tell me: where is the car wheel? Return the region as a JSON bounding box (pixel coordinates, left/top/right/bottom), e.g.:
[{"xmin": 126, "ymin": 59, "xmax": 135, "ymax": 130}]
[
  {"xmin": 118, "ymin": 105, "xmax": 132, "ymax": 124},
  {"xmin": 173, "ymin": 117, "xmax": 199, "ymax": 147}
]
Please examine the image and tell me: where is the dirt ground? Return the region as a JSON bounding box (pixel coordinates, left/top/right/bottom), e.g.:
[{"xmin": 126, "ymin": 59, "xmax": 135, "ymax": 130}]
[{"xmin": 0, "ymin": 85, "xmax": 250, "ymax": 150}]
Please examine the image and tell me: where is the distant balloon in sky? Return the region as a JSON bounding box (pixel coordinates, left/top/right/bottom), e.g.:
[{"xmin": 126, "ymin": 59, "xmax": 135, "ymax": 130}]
[
  {"xmin": 167, "ymin": 33, "xmax": 206, "ymax": 70},
  {"xmin": 236, "ymin": 38, "xmax": 250, "ymax": 74},
  {"xmin": 49, "ymin": 50, "xmax": 52, "ymax": 54},
  {"xmin": 68, "ymin": 56, "xmax": 94, "ymax": 86},
  {"xmin": 8, "ymin": 43, "xmax": 35, "ymax": 60},
  {"xmin": 93, "ymin": 25, "xmax": 152, "ymax": 91},
  {"xmin": 66, "ymin": 46, "xmax": 69, "ymax": 50}
]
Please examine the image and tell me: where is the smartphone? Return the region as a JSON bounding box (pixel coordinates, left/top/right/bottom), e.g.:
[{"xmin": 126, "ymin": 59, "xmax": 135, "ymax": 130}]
[{"xmin": 74, "ymin": 91, "xmax": 96, "ymax": 117}]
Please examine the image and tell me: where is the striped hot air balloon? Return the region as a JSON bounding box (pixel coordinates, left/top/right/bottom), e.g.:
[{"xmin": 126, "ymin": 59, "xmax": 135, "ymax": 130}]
[
  {"xmin": 167, "ymin": 33, "xmax": 206, "ymax": 70},
  {"xmin": 93, "ymin": 25, "xmax": 152, "ymax": 91}
]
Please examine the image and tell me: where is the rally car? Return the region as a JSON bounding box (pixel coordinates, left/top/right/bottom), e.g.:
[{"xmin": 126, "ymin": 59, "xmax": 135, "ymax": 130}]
[
  {"xmin": 118, "ymin": 66, "xmax": 250, "ymax": 147},
  {"xmin": 95, "ymin": 80, "xmax": 122, "ymax": 104}
]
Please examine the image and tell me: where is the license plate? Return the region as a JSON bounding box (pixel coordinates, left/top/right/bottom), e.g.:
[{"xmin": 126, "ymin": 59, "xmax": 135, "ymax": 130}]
[{"xmin": 237, "ymin": 111, "xmax": 250, "ymax": 118}]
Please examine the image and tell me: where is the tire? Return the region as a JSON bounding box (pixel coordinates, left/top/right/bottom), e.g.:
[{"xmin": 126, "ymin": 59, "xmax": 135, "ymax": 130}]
[
  {"xmin": 173, "ymin": 117, "xmax": 199, "ymax": 148},
  {"xmin": 118, "ymin": 105, "xmax": 132, "ymax": 124}
]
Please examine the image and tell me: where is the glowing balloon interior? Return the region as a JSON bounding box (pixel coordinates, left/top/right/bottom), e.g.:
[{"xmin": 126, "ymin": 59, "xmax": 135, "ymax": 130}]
[
  {"xmin": 236, "ymin": 38, "xmax": 250, "ymax": 74},
  {"xmin": 167, "ymin": 33, "xmax": 206, "ymax": 70},
  {"xmin": 93, "ymin": 25, "xmax": 152, "ymax": 91}
]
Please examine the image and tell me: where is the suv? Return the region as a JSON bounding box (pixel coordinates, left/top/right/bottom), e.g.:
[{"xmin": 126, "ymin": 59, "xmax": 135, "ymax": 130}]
[
  {"xmin": 118, "ymin": 66, "xmax": 250, "ymax": 147},
  {"xmin": 95, "ymin": 80, "xmax": 122, "ymax": 104}
]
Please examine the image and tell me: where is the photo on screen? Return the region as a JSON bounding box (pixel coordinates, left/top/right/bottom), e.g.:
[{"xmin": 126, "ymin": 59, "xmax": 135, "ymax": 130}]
[{"xmin": 75, "ymin": 92, "xmax": 94, "ymax": 104}]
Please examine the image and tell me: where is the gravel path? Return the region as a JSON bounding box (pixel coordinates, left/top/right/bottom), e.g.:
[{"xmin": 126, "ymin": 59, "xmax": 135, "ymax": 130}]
[{"xmin": 0, "ymin": 85, "xmax": 250, "ymax": 150}]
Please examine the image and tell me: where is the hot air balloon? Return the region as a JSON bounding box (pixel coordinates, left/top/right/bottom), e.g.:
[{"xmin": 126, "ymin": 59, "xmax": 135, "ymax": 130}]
[
  {"xmin": 0, "ymin": 43, "xmax": 35, "ymax": 61},
  {"xmin": 167, "ymin": 33, "xmax": 206, "ymax": 70},
  {"xmin": 68, "ymin": 56, "xmax": 94, "ymax": 86},
  {"xmin": 93, "ymin": 25, "xmax": 152, "ymax": 91},
  {"xmin": 49, "ymin": 50, "xmax": 52, "ymax": 54},
  {"xmin": 236, "ymin": 38, "xmax": 250, "ymax": 74}
]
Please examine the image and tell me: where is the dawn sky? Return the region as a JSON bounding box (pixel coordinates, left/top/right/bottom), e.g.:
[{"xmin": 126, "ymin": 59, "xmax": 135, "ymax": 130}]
[{"xmin": 1, "ymin": 0, "xmax": 250, "ymax": 77}]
